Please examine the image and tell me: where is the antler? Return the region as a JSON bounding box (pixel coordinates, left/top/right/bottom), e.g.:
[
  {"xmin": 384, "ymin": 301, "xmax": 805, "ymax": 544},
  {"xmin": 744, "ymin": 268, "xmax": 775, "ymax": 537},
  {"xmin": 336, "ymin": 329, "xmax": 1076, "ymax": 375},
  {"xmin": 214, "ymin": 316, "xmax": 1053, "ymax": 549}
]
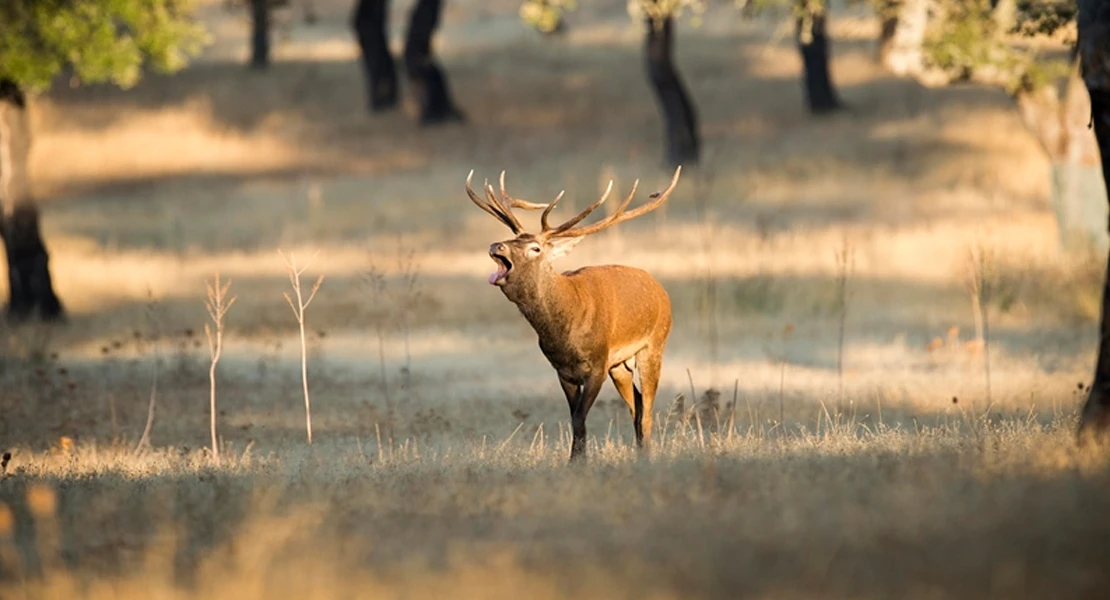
[
  {"xmin": 466, "ymin": 170, "xmax": 527, "ymax": 234},
  {"xmin": 494, "ymin": 171, "xmax": 568, "ymax": 232},
  {"xmin": 466, "ymin": 166, "xmax": 682, "ymax": 237},
  {"xmin": 547, "ymin": 166, "xmax": 682, "ymax": 238},
  {"xmin": 466, "ymin": 170, "xmax": 568, "ymax": 234}
]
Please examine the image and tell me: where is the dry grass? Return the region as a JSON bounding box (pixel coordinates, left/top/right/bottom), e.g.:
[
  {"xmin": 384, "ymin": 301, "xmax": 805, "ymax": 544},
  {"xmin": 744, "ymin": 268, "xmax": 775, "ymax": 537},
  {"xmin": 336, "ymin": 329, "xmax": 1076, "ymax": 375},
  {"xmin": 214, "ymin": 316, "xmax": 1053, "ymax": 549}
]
[
  {"xmin": 2, "ymin": 421, "xmax": 1110, "ymax": 599},
  {"xmin": 2, "ymin": 0, "xmax": 1109, "ymax": 597}
]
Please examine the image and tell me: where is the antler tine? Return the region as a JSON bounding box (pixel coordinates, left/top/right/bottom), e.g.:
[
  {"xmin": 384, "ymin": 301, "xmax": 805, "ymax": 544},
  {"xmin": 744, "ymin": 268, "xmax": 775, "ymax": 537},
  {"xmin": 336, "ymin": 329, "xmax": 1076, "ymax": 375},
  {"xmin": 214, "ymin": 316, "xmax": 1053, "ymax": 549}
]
[
  {"xmin": 465, "ymin": 170, "xmax": 523, "ymax": 234},
  {"xmin": 551, "ymin": 166, "xmax": 682, "ymax": 238},
  {"xmin": 465, "ymin": 171, "xmax": 503, "ymax": 220},
  {"xmin": 550, "ymin": 180, "xmax": 614, "ymax": 235},
  {"xmin": 496, "ymin": 170, "xmax": 575, "ymax": 233},
  {"xmin": 549, "ymin": 178, "xmax": 629, "ymax": 237},
  {"xmin": 497, "ymin": 170, "xmax": 552, "ymax": 211},
  {"xmin": 539, "ymin": 190, "xmax": 565, "ymax": 232},
  {"xmin": 485, "ymin": 179, "xmax": 527, "ymax": 234}
]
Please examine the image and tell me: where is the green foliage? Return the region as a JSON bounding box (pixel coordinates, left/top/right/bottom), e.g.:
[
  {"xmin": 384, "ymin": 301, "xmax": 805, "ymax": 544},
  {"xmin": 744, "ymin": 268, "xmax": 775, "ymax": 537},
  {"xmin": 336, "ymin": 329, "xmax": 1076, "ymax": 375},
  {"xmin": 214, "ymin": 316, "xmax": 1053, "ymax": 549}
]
[
  {"xmin": 626, "ymin": 0, "xmax": 708, "ymax": 25},
  {"xmin": 1013, "ymin": 0, "xmax": 1077, "ymax": 37},
  {"xmin": 0, "ymin": 0, "xmax": 208, "ymax": 92},
  {"xmin": 923, "ymin": 0, "xmax": 1073, "ymax": 93},
  {"xmin": 519, "ymin": 0, "xmax": 577, "ymax": 33},
  {"xmin": 518, "ymin": 0, "xmax": 711, "ymax": 30},
  {"xmin": 924, "ymin": 0, "xmax": 1012, "ymax": 80}
]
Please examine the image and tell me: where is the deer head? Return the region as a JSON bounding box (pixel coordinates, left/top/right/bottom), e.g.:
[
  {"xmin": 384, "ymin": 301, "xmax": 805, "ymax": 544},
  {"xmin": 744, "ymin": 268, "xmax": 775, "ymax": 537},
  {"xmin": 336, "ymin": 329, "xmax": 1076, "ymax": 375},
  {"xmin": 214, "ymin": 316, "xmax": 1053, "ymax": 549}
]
[{"xmin": 466, "ymin": 167, "xmax": 682, "ymax": 303}]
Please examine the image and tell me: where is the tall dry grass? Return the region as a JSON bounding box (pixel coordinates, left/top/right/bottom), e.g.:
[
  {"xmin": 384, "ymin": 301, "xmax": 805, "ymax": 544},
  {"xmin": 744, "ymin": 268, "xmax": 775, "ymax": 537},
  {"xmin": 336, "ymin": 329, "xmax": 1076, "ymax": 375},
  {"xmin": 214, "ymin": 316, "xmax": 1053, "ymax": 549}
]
[
  {"xmin": 2, "ymin": 2, "xmax": 1108, "ymax": 598},
  {"xmin": 2, "ymin": 417, "xmax": 1109, "ymax": 599}
]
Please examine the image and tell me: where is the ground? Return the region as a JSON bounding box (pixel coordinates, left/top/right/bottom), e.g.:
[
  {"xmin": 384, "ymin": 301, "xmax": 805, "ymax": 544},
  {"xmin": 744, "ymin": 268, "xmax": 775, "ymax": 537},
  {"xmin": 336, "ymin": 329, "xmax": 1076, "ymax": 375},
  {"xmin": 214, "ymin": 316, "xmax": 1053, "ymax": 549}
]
[{"xmin": 2, "ymin": 0, "xmax": 1109, "ymax": 598}]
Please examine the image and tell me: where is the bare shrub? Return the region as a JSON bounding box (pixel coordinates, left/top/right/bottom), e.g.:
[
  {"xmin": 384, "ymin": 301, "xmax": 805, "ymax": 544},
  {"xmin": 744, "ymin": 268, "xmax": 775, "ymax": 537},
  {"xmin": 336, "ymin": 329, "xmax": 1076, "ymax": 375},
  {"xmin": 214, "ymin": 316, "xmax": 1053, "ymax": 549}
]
[
  {"xmin": 280, "ymin": 250, "xmax": 325, "ymax": 445},
  {"xmin": 204, "ymin": 273, "xmax": 236, "ymax": 463}
]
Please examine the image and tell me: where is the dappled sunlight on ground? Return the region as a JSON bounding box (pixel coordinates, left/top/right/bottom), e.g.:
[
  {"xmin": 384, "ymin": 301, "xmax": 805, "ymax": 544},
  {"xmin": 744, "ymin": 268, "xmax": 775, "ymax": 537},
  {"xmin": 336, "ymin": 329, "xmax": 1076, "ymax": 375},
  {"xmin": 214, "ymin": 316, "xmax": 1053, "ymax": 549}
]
[{"xmin": 3, "ymin": 0, "xmax": 1108, "ymax": 597}]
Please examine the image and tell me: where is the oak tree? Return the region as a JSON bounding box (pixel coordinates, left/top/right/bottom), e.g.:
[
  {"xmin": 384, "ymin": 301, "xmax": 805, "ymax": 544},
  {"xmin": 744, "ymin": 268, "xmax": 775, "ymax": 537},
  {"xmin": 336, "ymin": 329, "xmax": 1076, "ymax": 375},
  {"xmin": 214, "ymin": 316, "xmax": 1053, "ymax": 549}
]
[{"xmin": 0, "ymin": 0, "xmax": 205, "ymax": 321}]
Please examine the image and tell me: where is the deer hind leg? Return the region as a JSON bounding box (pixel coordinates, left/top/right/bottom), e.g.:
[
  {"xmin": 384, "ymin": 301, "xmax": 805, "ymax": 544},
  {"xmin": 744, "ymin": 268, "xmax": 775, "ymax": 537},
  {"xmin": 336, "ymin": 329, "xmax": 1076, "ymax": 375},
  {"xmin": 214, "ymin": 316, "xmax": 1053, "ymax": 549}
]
[
  {"xmin": 634, "ymin": 346, "xmax": 665, "ymax": 453},
  {"xmin": 609, "ymin": 362, "xmax": 646, "ymax": 448}
]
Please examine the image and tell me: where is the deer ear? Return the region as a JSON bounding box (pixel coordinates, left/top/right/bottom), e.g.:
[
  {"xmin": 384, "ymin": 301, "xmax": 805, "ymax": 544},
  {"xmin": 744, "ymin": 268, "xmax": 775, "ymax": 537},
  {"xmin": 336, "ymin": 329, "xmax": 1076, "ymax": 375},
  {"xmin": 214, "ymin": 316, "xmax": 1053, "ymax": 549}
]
[{"xmin": 547, "ymin": 236, "xmax": 583, "ymax": 259}]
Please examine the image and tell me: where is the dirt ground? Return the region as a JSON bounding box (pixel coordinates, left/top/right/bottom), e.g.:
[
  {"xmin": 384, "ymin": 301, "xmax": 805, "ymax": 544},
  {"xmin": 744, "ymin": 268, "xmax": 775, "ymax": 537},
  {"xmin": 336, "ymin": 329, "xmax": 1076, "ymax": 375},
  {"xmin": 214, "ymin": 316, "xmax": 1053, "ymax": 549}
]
[{"xmin": 2, "ymin": 1, "xmax": 1109, "ymax": 598}]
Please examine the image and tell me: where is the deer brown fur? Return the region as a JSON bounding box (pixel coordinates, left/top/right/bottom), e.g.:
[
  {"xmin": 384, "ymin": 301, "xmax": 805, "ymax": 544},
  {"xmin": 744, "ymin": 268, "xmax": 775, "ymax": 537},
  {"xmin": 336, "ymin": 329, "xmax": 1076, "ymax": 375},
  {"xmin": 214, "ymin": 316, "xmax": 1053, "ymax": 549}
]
[{"xmin": 466, "ymin": 167, "xmax": 682, "ymax": 462}]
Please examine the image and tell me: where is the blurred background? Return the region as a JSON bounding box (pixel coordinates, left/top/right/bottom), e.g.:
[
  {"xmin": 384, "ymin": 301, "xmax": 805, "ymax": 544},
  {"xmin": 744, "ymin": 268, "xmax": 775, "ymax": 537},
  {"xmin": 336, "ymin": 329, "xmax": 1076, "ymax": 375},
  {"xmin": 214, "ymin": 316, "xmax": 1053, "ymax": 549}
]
[
  {"xmin": 0, "ymin": 0, "xmax": 1097, "ymax": 451},
  {"xmin": 6, "ymin": 3, "xmax": 1110, "ymax": 598}
]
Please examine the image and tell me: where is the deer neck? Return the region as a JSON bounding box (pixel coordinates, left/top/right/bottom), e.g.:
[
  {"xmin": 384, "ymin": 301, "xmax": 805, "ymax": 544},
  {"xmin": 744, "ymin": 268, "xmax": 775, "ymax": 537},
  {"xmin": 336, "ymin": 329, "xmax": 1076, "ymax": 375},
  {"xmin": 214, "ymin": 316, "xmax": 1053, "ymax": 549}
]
[{"xmin": 504, "ymin": 267, "xmax": 580, "ymax": 339}]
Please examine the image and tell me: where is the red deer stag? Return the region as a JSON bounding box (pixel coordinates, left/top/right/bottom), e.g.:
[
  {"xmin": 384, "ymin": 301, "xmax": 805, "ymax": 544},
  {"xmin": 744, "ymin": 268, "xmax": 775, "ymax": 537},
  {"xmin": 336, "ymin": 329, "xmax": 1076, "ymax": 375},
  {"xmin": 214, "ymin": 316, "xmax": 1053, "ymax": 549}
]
[{"xmin": 466, "ymin": 166, "xmax": 682, "ymax": 462}]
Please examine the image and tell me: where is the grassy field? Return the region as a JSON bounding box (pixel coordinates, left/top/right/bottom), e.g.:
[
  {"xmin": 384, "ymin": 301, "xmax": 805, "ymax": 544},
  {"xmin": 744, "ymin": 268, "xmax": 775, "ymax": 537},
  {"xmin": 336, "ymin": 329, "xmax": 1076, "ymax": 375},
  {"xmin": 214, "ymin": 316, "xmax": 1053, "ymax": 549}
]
[{"xmin": 3, "ymin": 0, "xmax": 1110, "ymax": 597}]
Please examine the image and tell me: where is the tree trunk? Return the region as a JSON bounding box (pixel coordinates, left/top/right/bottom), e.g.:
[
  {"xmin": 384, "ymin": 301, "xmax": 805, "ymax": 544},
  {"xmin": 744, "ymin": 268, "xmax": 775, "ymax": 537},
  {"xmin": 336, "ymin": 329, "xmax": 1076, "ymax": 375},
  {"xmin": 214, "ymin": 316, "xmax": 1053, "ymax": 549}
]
[
  {"xmin": 991, "ymin": 0, "xmax": 1017, "ymax": 32},
  {"xmin": 250, "ymin": 0, "xmax": 271, "ymax": 69},
  {"xmin": 795, "ymin": 6, "xmax": 842, "ymax": 114},
  {"xmin": 403, "ymin": 0, "xmax": 464, "ymax": 124},
  {"xmin": 878, "ymin": 5, "xmax": 899, "ymax": 63},
  {"xmin": 644, "ymin": 17, "xmax": 700, "ymax": 168},
  {"xmin": 302, "ymin": 0, "xmax": 318, "ymax": 25},
  {"xmin": 1076, "ymin": 0, "xmax": 1110, "ymax": 442},
  {"xmin": 1016, "ymin": 60, "xmax": 1108, "ymax": 254},
  {"xmin": 878, "ymin": 0, "xmax": 930, "ymax": 77},
  {"xmin": 0, "ymin": 82, "xmax": 64, "ymax": 323},
  {"xmin": 352, "ymin": 0, "xmax": 399, "ymax": 112},
  {"xmin": 1055, "ymin": 67, "xmax": 1106, "ymax": 254}
]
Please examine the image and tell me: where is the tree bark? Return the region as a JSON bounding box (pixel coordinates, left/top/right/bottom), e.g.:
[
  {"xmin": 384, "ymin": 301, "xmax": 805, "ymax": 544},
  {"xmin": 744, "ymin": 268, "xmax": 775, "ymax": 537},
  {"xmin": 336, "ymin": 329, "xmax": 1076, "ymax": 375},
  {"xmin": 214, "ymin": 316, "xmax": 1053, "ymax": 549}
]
[
  {"xmin": 645, "ymin": 17, "xmax": 700, "ymax": 168},
  {"xmin": 1077, "ymin": 0, "xmax": 1110, "ymax": 442},
  {"xmin": 1015, "ymin": 58, "xmax": 1108, "ymax": 254},
  {"xmin": 249, "ymin": 0, "xmax": 271, "ymax": 70},
  {"xmin": 878, "ymin": 5, "xmax": 899, "ymax": 64},
  {"xmin": 302, "ymin": 0, "xmax": 318, "ymax": 25},
  {"xmin": 795, "ymin": 6, "xmax": 842, "ymax": 114},
  {"xmin": 0, "ymin": 82, "xmax": 64, "ymax": 323},
  {"xmin": 403, "ymin": 0, "xmax": 464, "ymax": 124},
  {"xmin": 877, "ymin": 0, "xmax": 930, "ymax": 77},
  {"xmin": 352, "ymin": 0, "xmax": 399, "ymax": 112}
]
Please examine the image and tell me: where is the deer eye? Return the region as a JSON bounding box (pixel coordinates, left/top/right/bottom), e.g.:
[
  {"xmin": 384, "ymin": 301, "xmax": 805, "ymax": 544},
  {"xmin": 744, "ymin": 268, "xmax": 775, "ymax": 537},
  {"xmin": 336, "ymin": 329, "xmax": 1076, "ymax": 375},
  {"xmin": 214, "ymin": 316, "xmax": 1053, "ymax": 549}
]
[{"xmin": 528, "ymin": 245, "xmax": 542, "ymax": 255}]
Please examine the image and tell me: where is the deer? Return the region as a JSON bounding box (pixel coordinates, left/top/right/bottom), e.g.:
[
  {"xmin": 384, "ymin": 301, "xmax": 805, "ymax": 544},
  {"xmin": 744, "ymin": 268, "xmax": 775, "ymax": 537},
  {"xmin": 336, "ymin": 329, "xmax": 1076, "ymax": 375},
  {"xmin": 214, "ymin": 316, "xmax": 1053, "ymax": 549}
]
[{"xmin": 465, "ymin": 166, "xmax": 683, "ymax": 462}]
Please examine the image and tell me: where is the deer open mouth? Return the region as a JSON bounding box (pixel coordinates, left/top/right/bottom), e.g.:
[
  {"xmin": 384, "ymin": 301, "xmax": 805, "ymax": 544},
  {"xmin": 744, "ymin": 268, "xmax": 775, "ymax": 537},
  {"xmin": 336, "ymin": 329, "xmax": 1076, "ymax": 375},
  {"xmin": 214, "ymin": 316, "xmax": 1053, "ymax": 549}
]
[{"xmin": 489, "ymin": 253, "xmax": 512, "ymax": 286}]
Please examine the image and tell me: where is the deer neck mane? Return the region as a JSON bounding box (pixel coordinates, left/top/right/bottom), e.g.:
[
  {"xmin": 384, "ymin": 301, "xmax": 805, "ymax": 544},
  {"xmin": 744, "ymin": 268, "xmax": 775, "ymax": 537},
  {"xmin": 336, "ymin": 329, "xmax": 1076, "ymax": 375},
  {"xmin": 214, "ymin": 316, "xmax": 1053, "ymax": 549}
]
[{"xmin": 503, "ymin": 266, "xmax": 580, "ymax": 338}]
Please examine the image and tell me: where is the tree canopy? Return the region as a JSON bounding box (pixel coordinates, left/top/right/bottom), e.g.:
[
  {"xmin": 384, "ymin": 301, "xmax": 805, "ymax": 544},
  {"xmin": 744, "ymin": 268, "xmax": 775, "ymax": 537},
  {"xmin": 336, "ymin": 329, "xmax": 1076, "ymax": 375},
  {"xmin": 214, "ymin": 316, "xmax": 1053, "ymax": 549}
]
[
  {"xmin": 918, "ymin": 0, "xmax": 1075, "ymax": 93},
  {"xmin": 519, "ymin": 0, "xmax": 710, "ymax": 33},
  {"xmin": 0, "ymin": 0, "xmax": 207, "ymax": 92}
]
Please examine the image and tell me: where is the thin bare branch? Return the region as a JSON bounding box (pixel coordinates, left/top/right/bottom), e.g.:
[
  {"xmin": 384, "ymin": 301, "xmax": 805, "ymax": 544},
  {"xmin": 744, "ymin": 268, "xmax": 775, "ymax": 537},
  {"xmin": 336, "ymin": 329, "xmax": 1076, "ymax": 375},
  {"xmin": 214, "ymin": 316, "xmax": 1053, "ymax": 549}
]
[
  {"xmin": 203, "ymin": 272, "xmax": 235, "ymax": 463},
  {"xmin": 280, "ymin": 250, "xmax": 324, "ymax": 445},
  {"xmin": 303, "ymin": 275, "xmax": 324, "ymax": 310},
  {"xmin": 133, "ymin": 290, "xmax": 162, "ymax": 454}
]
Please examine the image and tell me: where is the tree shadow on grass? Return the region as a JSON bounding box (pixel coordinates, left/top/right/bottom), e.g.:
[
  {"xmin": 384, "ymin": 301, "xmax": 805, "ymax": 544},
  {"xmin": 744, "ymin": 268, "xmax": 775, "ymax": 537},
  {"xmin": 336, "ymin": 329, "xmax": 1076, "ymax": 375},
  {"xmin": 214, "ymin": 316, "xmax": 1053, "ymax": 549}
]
[
  {"xmin": 35, "ymin": 21, "xmax": 1023, "ymax": 210},
  {"xmin": 0, "ymin": 436, "xmax": 1108, "ymax": 598},
  {"xmin": 0, "ymin": 268, "xmax": 1096, "ymax": 453}
]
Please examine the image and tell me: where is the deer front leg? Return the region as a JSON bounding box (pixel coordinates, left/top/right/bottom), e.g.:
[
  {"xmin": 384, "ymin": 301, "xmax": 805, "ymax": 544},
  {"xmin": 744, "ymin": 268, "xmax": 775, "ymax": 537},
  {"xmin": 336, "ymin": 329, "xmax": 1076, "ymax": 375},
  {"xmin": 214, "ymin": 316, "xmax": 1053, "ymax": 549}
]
[{"xmin": 560, "ymin": 374, "xmax": 606, "ymax": 463}]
